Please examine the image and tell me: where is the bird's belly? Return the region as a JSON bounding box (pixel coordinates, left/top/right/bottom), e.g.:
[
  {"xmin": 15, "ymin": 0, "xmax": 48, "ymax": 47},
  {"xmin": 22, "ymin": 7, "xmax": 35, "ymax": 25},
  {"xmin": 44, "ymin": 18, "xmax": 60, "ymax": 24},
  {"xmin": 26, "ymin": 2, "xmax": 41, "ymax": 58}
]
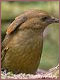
[{"xmin": 2, "ymin": 31, "xmax": 43, "ymax": 74}]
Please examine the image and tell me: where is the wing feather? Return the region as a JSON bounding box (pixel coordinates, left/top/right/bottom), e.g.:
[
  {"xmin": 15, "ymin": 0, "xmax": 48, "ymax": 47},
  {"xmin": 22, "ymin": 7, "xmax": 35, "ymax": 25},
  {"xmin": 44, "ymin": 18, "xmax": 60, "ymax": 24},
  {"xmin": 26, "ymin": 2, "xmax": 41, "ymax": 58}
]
[{"xmin": 6, "ymin": 16, "xmax": 27, "ymax": 35}]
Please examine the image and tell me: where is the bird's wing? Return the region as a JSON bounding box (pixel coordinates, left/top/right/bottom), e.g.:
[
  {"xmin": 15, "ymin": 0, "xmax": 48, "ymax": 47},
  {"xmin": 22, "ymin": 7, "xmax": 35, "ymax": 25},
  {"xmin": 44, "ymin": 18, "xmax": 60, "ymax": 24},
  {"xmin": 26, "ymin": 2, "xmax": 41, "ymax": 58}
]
[
  {"xmin": 2, "ymin": 12, "xmax": 28, "ymax": 50},
  {"xmin": 6, "ymin": 16, "xmax": 27, "ymax": 35},
  {"xmin": 6, "ymin": 10, "xmax": 34, "ymax": 35}
]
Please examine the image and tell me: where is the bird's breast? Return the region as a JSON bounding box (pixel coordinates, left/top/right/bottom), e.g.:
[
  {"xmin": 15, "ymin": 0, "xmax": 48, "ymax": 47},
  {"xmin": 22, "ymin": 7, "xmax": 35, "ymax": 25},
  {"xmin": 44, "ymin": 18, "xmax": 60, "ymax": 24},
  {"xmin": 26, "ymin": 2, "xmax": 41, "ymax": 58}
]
[{"xmin": 2, "ymin": 29, "xmax": 43, "ymax": 73}]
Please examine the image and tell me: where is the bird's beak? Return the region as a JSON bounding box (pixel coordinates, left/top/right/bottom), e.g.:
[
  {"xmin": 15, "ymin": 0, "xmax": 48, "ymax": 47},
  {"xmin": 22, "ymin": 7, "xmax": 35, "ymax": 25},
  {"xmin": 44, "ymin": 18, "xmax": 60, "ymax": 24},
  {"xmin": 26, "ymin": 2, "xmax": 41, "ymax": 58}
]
[{"xmin": 49, "ymin": 17, "xmax": 59, "ymax": 23}]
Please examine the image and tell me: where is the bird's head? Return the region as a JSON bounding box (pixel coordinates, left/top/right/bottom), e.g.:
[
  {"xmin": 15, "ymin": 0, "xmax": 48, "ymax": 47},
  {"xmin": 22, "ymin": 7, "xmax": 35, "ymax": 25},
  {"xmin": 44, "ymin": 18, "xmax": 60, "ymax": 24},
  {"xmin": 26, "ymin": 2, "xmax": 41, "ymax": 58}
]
[
  {"xmin": 19, "ymin": 10, "xmax": 59, "ymax": 32},
  {"xmin": 38, "ymin": 12, "xmax": 59, "ymax": 29},
  {"xmin": 29, "ymin": 10, "xmax": 59, "ymax": 32}
]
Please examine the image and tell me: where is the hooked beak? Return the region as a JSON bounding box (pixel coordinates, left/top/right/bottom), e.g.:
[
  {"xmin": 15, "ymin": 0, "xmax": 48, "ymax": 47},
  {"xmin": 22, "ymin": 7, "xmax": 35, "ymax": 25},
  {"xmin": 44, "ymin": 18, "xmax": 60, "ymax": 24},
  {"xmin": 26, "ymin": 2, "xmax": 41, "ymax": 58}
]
[
  {"xmin": 47, "ymin": 17, "xmax": 59, "ymax": 24},
  {"xmin": 51, "ymin": 17, "xmax": 59, "ymax": 23}
]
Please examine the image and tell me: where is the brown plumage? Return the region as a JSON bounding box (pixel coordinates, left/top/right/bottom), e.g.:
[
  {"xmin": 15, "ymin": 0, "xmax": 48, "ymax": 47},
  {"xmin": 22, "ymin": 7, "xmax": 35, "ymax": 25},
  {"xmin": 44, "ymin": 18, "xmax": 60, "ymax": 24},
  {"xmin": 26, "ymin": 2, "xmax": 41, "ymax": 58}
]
[{"xmin": 1, "ymin": 9, "xmax": 59, "ymax": 74}]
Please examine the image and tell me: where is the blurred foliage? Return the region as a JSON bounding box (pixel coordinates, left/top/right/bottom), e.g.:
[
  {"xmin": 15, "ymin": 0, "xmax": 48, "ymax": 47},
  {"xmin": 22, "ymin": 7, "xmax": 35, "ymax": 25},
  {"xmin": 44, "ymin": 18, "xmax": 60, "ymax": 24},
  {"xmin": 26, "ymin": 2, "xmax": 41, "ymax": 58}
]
[{"xmin": 1, "ymin": 1, "xmax": 59, "ymax": 70}]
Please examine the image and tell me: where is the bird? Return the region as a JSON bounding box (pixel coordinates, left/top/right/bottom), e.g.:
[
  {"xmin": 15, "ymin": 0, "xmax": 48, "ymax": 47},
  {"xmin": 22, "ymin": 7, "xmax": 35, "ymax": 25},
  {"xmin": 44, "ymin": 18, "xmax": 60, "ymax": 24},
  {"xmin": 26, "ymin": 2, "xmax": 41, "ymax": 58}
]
[{"xmin": 1, "ymin": 9, "xmax": 59, "ymax": 74}]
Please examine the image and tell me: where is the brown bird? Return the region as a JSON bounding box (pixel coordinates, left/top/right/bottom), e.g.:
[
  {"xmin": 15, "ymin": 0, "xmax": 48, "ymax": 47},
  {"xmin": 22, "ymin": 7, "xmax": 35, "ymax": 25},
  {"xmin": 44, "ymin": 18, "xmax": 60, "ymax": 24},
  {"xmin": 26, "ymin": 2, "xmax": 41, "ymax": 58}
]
[{"xmin": 1, "ymin": 9, "xmax": 59, "ymax": 74}]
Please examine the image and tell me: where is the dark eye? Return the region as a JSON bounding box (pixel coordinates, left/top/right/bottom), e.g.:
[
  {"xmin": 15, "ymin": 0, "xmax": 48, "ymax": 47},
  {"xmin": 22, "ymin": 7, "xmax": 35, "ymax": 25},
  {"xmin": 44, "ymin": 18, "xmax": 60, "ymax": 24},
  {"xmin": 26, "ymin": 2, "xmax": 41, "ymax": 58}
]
[{"xmin": 42, "ymin": 16, "xmax": 49, "ymax": 21}]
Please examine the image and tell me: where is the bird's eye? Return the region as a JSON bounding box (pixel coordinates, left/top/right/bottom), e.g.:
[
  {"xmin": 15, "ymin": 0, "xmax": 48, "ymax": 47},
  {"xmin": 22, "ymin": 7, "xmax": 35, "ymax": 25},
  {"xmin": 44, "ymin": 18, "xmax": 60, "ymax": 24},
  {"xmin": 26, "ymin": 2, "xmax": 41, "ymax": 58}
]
[{"xmin": 42, "ymin": 16, "xmax": 49, "ymax": 21}]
